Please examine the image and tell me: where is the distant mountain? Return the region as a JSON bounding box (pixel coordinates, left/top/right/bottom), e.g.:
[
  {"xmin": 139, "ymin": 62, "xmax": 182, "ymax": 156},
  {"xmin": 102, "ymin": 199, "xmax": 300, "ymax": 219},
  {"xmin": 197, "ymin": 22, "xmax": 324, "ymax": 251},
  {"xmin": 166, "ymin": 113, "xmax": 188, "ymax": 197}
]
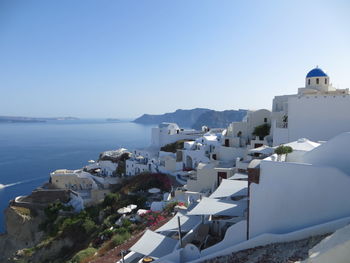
[
  {"xmin": 0, "ymin": 116, "xmax": 79, "ymax": 123},
  {"xmin": 133, "ymin": 108, "xmax": 211, "ymax": 127},
  {"xmin": 191, "ymin": 109, "xmax": 248, "ymax": 129},
  {"xmin": 106, "ymin": 118, "xmax": 121, "ymax": 122},
  {"xmin": 133, "ymin": 108, "xmax": 248, "ymax": 129}
]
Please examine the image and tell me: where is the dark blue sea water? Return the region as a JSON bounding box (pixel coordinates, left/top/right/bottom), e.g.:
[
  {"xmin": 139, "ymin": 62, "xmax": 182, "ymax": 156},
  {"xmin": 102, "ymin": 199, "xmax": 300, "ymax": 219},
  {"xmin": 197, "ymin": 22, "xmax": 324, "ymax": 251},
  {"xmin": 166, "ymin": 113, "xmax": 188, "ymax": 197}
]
[{"xmin": 0, "ymin": 120, "xmax": 153, "ymax": 233}]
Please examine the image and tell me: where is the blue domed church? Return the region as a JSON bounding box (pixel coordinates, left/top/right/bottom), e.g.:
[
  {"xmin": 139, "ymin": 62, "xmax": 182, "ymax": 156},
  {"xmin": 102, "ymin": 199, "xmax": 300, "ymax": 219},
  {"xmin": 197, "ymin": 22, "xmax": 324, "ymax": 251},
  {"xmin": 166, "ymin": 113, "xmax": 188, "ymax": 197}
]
[{"xmin": 271, "ymin": 67, "xmax": 350, "ymax": 145}]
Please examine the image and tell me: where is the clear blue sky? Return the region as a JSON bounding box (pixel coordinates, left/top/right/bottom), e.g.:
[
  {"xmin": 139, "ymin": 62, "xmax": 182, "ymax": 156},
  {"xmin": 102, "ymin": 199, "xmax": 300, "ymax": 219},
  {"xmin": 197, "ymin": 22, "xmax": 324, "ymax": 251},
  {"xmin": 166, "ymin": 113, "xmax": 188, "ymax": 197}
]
[{"xmin": 0, "ymin": 0, "xmax": 349, "ymax": 118}]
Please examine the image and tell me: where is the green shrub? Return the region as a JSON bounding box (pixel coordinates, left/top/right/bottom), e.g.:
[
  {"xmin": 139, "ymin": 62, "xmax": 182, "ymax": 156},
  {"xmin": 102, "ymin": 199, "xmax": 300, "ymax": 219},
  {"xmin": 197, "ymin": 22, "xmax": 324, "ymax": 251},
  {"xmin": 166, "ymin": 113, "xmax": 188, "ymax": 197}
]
[
  {"xmin": 116, "ymin": 160, "xmax": 126, "ymax": 176},
  {"xmin": 70, "ymin": 247, "xmax": 97, "ymax": 263},
  {"xmin": 82, "ymin": 218, "xmax": 97, "ymax": 234},
  {"xmin": 44, "ymin": 202, "xmax": 64, "ymax": 221},
  {"xmin": 103, "ymin": 193, "xmax": 121, "ymax": 208},
  {"xmin": 121, "ymin": 173, "xmax": 171, "ymax": 193},
  {"xmin": 111, "ymin": 232, "xmax": 131, "ymax": 247},
  {"xmin": 122, "ymin": 219, "xmax": 132, "ymax": 228},
  {"xmin": 160, "ymin": 140, "xmax": 190, "ymax": 153},
  {"xmin": 99, "ymin": 229, "xmax": 114, "ymax": 240},
  {"xmin": 115, "ymin": 227, "xmax": 128, "ymax": 235},
  {"xmin": 41, "ymin": 202, "xmax": 68, "ymax": 233},
  {"xmin": 252, "ymin": 123, "xmax": 270, "ymax": 140},
  {"xmin": 275, "ymin": 145, "xmax": 293, "ymax": 161},
  {"xmin": 85, "ymin": 206, "xmax": 100, "ymax": 222},
  {"xmin": 61, "ymin": 214, "xmax": 97, "ymax": 241}
]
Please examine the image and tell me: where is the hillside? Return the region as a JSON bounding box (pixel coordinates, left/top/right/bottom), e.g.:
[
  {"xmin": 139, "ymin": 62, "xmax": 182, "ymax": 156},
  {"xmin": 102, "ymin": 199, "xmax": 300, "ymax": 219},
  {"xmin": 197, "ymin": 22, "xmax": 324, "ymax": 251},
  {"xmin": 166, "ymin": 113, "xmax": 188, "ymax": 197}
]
[
  {"xmin": 133, "ymin": 108, "xmax": 210, "ymax": 127},
  {"xmin": 133, "ymin": 108, "xmax": 247, "ymax": 129},
  {"xmin": 192, "ymin": 109, "xmax": 247, "ymax": 129}
]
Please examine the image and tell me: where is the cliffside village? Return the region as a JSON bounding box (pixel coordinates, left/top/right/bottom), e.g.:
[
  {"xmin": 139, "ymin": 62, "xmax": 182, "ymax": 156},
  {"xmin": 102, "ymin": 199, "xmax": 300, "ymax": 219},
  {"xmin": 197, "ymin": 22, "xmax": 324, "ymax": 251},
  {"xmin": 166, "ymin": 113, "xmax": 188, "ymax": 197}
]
[{"xmin": 10, "ymin": 68, "xmax": 350, "ymax": 262}]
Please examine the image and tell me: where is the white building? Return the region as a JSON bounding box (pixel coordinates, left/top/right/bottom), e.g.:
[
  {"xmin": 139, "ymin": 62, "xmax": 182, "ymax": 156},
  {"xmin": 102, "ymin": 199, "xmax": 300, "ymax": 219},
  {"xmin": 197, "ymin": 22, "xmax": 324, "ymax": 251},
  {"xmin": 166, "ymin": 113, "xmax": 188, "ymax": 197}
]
[
  {"xmin": 158, "ymin": 151, "xmax": 177, "ymax": 173},
  {"xmin": 249, "ymin": 132, "xmax": 350, "ymax": 238},
  {"xmin": 176, "ymin": 118, "xmax": 273, "ymax": 193},
  {"xmin": 180, "ymin": 132, "xmax": 222, "ymax": 170},
  {"xmin": 50, "ymin": 169, "xmax": 98, "ymax": 191},
  {"xmin": 272, "ymin": 67, "xmax": 350, "ymax": 145},
  {"xmin": 125, "ymin": 149, "xmax": 158, "ymax": 176},
  {"xmin": 224, "ymin": 109, "xmax": 271, "ymax": 148},
  {"xmin": 151, "ymin": 122, "xmax": 205, "ymax": 148},
  {"xmin": 186, "ymin": 162, "xmax": 237, "ymax": 193},
  {"xmin": 84, "ymin": 160, "xmax": 118, "ymax": 177},
  {"xmin": 50, "ymin": 169, "xmax": 110, "ymax": 205}
]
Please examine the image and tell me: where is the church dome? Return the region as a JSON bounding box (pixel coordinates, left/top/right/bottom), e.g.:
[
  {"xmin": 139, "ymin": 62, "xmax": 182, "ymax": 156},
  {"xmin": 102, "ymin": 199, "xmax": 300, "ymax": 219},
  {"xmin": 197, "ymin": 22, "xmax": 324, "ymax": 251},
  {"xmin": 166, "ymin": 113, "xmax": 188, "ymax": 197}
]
[{"xmin": 306, "ymin": 68, "xmax": 328, "ymax": 78}]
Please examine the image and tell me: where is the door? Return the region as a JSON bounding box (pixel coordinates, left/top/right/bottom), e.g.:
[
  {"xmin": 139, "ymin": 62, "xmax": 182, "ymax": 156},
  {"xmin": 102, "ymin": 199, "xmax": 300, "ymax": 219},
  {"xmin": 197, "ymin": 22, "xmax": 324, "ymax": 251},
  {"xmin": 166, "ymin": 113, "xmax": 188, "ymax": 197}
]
[{"xmin": 217, "ymin": 172, "xmax": 227, "ymax": 186}]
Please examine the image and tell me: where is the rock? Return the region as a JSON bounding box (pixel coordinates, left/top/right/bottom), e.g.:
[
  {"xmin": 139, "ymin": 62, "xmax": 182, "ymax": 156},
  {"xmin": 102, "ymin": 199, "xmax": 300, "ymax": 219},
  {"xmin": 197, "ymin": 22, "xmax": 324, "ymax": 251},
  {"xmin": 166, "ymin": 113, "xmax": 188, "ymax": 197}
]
[{"xmin": 0, "ymin": 206, "xmax": 45, "ymax": 262}]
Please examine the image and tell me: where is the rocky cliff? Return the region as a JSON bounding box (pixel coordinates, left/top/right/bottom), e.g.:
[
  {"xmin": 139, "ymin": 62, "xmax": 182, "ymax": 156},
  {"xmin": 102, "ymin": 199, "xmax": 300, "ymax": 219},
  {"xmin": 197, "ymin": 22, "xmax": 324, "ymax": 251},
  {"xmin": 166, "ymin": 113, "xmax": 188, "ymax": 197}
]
[
  {"xmin": 133, "ymin": 108, "xmax": 211, "ymax": 127},
  {"xmin": 0, "ymin": 206, "xmax": 45, "ymax": 262},
  {"xmin": 133, "ymin": 108, "xmax": 248, "ymax": 129},
  {"xmin": 191, "ymin": 109, "xmax": 247, "ymax": 129}
]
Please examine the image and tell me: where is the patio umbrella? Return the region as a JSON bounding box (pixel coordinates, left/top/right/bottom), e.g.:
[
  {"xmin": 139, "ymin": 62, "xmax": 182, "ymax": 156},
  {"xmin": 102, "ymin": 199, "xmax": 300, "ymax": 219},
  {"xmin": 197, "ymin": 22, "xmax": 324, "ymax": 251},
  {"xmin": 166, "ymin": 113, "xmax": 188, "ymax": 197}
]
[
  {"xmin": 137, "ymin": 209, "xmax": 148, "ymax": 216},
  {"xmin": 117, "ymin": 207, "xmax": 132, "ymax": 214},
  {"xmin": 148, "ymin": 188, "xmax": 161, "ymax": 194},
  {"xmin": 127, "ymin": 204, "xmax": 137, "ymax": 210},
  {"xmin": 174, "ymin": 204, "xmax": 187, "ymax": 211}
]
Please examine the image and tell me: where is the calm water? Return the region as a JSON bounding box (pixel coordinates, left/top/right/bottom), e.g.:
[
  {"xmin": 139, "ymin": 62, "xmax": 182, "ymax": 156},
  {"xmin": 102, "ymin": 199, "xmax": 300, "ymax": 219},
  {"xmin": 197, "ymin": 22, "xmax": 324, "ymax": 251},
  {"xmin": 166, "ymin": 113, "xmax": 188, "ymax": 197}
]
[{"xmin": 0, "ymin": 120, "xmax": 153, "ymax": 233}]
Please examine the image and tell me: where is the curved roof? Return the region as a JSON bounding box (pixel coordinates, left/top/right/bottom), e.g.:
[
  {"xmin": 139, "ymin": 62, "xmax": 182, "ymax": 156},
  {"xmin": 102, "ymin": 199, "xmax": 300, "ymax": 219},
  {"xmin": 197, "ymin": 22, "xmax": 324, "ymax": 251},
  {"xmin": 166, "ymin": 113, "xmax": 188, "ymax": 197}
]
[
  {"xmin": 303, "ymin": 132, "xmax": 350, "ymax": 176},
  {"xmin": 284, "ymin": 138, "xmax": 320, "ymax": 152},
  {"xmin": 306, "ymin": 68, "xmax": 328, "ymax": 78}
]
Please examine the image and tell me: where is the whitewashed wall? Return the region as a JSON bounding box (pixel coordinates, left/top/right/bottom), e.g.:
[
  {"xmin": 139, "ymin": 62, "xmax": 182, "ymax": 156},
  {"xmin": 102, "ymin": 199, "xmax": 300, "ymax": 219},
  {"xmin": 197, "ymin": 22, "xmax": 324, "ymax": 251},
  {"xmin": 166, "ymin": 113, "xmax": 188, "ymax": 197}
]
[
  {"xmin": 216, "ymin": 146, "xmax": 246, "ymax": 162},
  {"xmin": 284, "ymin": 95, "xmax": 350, "ymax": 144},
  {"xmin": 249, "ymin": 160, "xmax": 350, "ymax": 238},
  {"xmin": 186, "ymin": 163, "xmax": 217, "ymax": 192}
]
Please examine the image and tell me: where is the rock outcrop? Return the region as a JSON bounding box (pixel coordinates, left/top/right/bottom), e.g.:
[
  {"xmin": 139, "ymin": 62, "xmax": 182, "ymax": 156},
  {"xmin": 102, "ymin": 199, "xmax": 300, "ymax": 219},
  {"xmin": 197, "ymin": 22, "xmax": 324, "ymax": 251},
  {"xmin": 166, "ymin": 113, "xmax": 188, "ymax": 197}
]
[{"xmin": 0, "ymin": 206, "xmax": 45, "ymax": 262}]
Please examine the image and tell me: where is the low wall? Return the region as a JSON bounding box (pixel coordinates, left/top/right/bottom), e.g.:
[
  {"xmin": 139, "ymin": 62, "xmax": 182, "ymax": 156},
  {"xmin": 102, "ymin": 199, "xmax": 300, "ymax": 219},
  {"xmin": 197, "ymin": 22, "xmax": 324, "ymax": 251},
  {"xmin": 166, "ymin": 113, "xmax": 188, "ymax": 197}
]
[
  {"xmin": 21, "ymin": 189, "xmax": 71, "ymax": 204},
  {"xmin": 191, "ymin": 216, "xmax": 350, "ymax": 263},
  {"xmin": 9, "ymin": 200, "xmax": 46, "ymax": 210}
]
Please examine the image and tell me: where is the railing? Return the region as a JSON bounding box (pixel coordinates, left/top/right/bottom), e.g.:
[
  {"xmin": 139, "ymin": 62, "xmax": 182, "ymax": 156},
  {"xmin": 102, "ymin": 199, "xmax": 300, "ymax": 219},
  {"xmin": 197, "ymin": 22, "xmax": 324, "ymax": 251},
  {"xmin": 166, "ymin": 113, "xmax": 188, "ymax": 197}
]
[{"xmin": 276, "ymin": 122, "xmax": 288, "ymax": 129}]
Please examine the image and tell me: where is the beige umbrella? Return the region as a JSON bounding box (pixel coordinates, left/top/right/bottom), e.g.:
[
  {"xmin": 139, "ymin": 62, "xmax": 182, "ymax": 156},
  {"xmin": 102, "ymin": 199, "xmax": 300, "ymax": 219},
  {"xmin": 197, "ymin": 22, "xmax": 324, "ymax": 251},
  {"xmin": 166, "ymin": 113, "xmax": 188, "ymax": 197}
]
[
  {"xmin": 136, "ymin": 209, "xmax": 148, "ymax": 216},
  {"xmin": 117, "ymin": 207, "xmax": 132, "ymax": 214},
  {"xmin": 127, "ymin": 204, "xmax": 137, "ymax": 210}
]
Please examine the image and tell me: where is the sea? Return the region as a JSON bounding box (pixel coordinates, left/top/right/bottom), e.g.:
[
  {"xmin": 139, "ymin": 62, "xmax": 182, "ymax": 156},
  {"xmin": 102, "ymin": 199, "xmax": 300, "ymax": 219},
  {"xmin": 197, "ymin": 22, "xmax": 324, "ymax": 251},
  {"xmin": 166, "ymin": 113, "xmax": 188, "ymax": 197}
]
[{"xmin": 0, "ymin": 119, "xmax": 153, "ymax": 233}]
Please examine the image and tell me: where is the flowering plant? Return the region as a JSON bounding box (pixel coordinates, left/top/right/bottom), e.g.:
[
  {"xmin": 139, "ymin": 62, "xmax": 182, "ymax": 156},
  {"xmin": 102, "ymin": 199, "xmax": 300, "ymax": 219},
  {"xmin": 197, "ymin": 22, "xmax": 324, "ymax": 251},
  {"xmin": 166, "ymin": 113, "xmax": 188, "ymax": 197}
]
[{"xmin": 140, "ymin": 210, "xmax": 166, "ymax": 227}]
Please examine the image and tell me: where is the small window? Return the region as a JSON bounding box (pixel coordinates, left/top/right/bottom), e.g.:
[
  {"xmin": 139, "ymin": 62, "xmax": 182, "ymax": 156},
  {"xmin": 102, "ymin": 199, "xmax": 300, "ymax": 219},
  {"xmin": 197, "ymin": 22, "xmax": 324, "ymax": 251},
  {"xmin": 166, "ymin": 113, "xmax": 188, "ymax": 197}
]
[
  {"xmin": 264, "ymin": 118, "xmax": 267, "ymax": 123},
  {"xmin": 316, "ymin": 78, "xmax": 319, "ymax": 84},
  {"xmin": 325, "ymin": 78, "xmax": 327, "ymax": 84},
  {"xmin": 308, "ymin": 79, "xmax": 310, "ymax": 85}
]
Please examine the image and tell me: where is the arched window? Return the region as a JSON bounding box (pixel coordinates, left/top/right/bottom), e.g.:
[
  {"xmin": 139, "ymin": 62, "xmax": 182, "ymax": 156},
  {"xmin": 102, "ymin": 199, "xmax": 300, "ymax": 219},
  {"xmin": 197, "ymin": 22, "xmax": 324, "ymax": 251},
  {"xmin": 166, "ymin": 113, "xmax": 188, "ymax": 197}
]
[{"xmin": 316, "ymin": 78, "xmax": 319, "ymax": 84}]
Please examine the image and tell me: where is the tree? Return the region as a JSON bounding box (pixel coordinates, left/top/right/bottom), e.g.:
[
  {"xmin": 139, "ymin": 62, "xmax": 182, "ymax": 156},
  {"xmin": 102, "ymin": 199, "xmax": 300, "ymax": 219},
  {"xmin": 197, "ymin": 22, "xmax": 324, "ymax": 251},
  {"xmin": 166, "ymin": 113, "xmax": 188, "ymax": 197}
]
[
  {"xmin": 274, "ymin": 145, "xmax": 293, "ymax": 161},
  {"xmin": 252, "ymin": 124, "xmax": 271, "ymax": 140}
]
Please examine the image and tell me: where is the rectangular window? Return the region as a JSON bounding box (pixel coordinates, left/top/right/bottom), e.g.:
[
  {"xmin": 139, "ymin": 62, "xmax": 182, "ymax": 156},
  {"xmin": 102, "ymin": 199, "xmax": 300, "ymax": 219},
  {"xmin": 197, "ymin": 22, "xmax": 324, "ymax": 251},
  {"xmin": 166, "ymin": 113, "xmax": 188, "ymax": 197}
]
[
  {"xmin": 316, "ymin": 78, "xmax": 319, "ymax": 84},
  {"xmin": 325, "ymin": 78, "xmax": 327, "ymax": 84},
  {"xmin": 264, "ymin": 118, "xmax": 267, "ymax": 123}
]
